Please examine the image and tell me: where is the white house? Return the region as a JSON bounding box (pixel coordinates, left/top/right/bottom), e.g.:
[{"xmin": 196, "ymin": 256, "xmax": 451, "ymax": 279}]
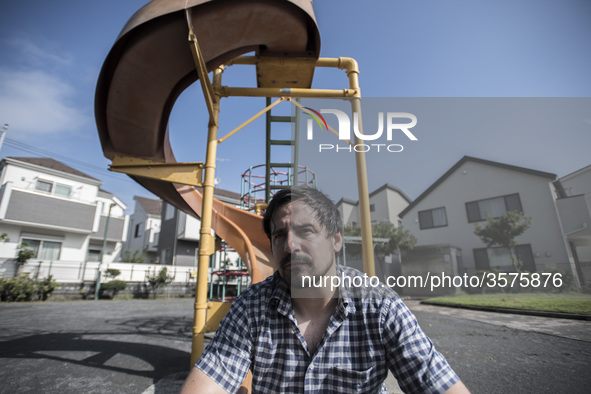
[
  {"xmin": 0, "ymin": 157, "xmax": 128, "ymax": 277},
  {"xmin": 124, "ymin": 196, "xmax": 162, "ymax": 264},
  {"xmin": 157, "ymin": 188, "xmax": 242, "ymax": 267},
  {"xmin": 337, "ymin": 183, "xmax": 411, "ymax": 228},
  {"xmin": 555, "ymin": 164, "xmax": 591, "ymax": 285},
  {"xmin": 399, "ymin": 156, "xmax": 579, "ymax": 283}
]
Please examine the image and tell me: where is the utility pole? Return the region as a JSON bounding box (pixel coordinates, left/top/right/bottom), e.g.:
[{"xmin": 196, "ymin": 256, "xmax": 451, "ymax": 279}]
[
  {"xmin": 0, "ymin": 124, "xmax": 8, "ymax": 152},
  {"xmin": 94, "ymin": 203, "xmax": 115, "ymax": 300}
]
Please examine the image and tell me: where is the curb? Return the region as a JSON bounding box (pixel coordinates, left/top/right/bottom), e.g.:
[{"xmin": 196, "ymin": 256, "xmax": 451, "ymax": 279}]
[{"xmin": 420, "ymin": 301, "xmax": 591, "ymax": 321}]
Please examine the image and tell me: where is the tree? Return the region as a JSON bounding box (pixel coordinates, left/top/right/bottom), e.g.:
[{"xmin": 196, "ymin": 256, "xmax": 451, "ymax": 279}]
[
  {"xmin": 122, "ymin": 249, "xmax": 146, "ymax": 264},
  {"xmin": 372, "ymin": 222, "xmax": 417, "ymax": 264},
  {"xmin": 343, "ymin": 221, "xmax": 417, "ymax": 263},
  {"xmin": 15, "ymin": 242, "xmax": 36, "ymax": 276},
  {"xmin": 473, "ymin": 211, "xmax": 532, "ymax": 272},
  {"xmin": 146, "ymin": 267, "xmax": 174, "ymax": 299}
]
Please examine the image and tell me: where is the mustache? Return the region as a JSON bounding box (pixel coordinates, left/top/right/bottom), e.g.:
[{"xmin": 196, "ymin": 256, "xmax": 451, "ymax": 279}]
[{"xmin": 280, "ymin": 252, "xmax": 313, "ymax": 268}]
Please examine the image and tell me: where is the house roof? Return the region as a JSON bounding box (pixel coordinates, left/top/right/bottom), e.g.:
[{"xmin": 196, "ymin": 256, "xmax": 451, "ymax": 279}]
[
  {"xmin": 213, "ymin": 187, "xmax": 241, "ymax": 201},
  {"xmin": 399, "ymin": 156, "xmax": 557, "ymax": 218},
  {"xmin": 135, "ymin": 196, "xmax": 163, "ymax": 216},
  {"xmin": 336, "ymin": 197, "xmax": 358, "ymax": 207},
  {"xmin": 559, "ymin": 163, "xmax": 591, "ymax": 182},
  {"xmin": 336, "ymin": 184, "xmax": 411, "ymax": 207},
  {"xmin": 369, "ymin": 183, "xmax": 412, "ymax": 203},
  {"xmin": 5, "ymin": 157, "xmax": 100, "ymax": 181}
]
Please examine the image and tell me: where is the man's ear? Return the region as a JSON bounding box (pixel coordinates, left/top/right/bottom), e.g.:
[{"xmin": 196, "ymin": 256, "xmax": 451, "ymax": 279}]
[{"xmin": 332, "ymin": 231, "xmax": 343, "ymax": 253}]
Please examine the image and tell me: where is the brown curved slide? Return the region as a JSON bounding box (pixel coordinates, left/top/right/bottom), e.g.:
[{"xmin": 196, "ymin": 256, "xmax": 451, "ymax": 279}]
[{"xmin": 95, "ymin": 0, "xmax": 320, "ymax": 282}]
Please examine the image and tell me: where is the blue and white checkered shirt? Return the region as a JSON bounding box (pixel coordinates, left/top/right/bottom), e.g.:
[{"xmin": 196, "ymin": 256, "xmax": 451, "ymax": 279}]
[{"xmin": 196, "ymin": 265, "xmax": 459, "ymax": 393}]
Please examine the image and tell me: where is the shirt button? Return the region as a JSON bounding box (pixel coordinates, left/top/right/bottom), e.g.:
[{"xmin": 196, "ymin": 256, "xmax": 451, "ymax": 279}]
[{"xmin": 309, "ymin": 364, "xmax": 314, "ymax": 370}]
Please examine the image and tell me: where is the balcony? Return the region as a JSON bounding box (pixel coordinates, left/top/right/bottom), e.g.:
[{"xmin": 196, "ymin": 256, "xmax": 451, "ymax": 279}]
[{"xmin": 0, "ymin": 185, "xmax": 96, "ymax": 233}]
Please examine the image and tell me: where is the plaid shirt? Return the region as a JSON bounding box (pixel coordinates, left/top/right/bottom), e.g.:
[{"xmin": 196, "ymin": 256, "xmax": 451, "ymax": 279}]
[{"xmin": 196, "ymin": 265, "xmax": 459, "ymax": 393}]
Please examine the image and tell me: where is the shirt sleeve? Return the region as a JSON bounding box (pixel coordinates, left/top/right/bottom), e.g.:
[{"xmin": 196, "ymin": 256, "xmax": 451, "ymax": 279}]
[
  {"xmin": 195, "ymin": 296, "xmax": 253, "ymax": 393},
  {"xmin": 383, "ymin": 298, "xmax": 460, "ymax": 394}
]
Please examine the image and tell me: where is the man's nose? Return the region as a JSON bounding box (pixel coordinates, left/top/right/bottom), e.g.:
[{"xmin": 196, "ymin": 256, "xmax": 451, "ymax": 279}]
[{"xmin": 284, "ymin": 230, "xmax": 299, "ymax": 253}]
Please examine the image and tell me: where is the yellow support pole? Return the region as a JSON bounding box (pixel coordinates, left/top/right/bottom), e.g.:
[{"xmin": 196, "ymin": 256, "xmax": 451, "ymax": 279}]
[
  {"xmin": 186, "ymin": 10, "xmax": 217, "ymax": 119},
  {"xmin": 219, "ymin": 86, "xmax": 356, "ymax": 99},
  {"xmin": 191, "ymin": 67, "xmax": 223, "ymax": 367},
  {"xmin": 341, "ymin": 58, "xmax": 376, "ymax": 277}
]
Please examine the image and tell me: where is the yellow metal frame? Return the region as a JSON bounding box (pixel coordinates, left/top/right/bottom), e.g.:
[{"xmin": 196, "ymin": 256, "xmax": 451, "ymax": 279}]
[
  {"xmin": 108, "ymin": 26, "xmax": 376, "ymax": 365},
  {"xmin": 187, "ymin": 55, "xmax": 376, "ymax": 366}
]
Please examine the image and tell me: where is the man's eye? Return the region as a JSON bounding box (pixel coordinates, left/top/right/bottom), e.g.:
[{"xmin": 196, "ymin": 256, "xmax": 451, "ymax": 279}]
[{"xmin": 272, "ymin": 233, "xmax": 285, "ymax": 241}]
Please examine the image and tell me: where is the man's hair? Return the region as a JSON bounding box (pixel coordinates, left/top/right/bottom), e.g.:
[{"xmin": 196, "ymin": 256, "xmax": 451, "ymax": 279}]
[{"xmin": 262, "ymin": 186, "xmax": 342, "ymax": 239}]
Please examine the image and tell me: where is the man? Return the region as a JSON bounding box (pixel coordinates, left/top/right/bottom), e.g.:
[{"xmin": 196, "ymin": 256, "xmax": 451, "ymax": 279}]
[{"xmin": 181, "ymin": 186, "xmax": 469, "ymax": 393}]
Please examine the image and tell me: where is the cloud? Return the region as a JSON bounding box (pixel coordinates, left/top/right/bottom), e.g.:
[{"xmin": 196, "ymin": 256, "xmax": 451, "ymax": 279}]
[
  {"xmin": 7, "ymin": 37, "xmax": 74, "ymax": 68},
  {"xmin": 0, "ymin": 35, "xmax": 90, "ymax": 137},
  {"xmin": 0, "ymin": 68, "xmax": 90, "ymax": 136}
]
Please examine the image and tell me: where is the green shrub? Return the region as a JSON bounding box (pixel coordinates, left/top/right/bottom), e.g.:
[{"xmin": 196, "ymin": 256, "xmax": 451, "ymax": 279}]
[
  {"xmin": 0, "ymin": 274, "xmax": 58, "ymax": 302},
  {"xmin": 105, "ymin": 268, "xmax": 121, "ymax": 279},
  {"xmin": 100, "ymin": 280, "xmax": 127, "ymax": 299},
  {"xmin": 146, "ymin": 267, "xmax": 174, "ymax": 299}
]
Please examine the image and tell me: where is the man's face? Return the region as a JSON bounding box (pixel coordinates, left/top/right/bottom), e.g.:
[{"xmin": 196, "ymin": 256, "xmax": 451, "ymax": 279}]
[{"xmin": 270, "ymin": 200, "xmax": 342, "ymax": 289}]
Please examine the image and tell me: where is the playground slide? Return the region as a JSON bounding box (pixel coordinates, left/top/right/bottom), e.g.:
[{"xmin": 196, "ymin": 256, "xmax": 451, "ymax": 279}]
[{"xmin": 95, "ymin": 0, "xmax": 320, "ymax": 283}]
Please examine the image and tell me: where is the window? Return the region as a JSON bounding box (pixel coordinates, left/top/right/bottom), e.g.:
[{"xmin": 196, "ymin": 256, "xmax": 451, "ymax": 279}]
[
  {"xmin": 54, "ymin": 183, "xmax": 72, "ymax": 197},
  {"xmin": 87, "ymin": 249, "xmax": 101, "ymax": 262},
  {"xmin": 370, "ymin": 204, "xmax": 375, "ymax": 212},
  {"xmin": 473, "ymin": 244, "xmax": 535, "ymax": 272},
  {"xmin": 418, "ymin": 207, "xmax": 448, "ymax": 229},
  {"xmin": 134, "ymin": 223, "xmax": 142, "ymax": 238},
  {"xmin": 34, "ymin": 179, "xmax": 72, "ymax": 197},
  {"xmin": 466, "ymin": 193, "xmax": 522, "ymax": 223},
  {"xmin": 161, "ymin": 248, "xmax": 172, "ymax": 265},
  {"xmin": 35, "ymin": 180, "xmax": 53, "ymax": 193},
  {"xmin": 21, "ymin": 238, "xmax": 62, "ymax": 260}
]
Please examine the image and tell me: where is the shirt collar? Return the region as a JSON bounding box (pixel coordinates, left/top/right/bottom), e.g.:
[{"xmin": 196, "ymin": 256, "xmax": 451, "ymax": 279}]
[{"xmin": 336, "ymin": 265, "xmax": 357, "ymax": 315}]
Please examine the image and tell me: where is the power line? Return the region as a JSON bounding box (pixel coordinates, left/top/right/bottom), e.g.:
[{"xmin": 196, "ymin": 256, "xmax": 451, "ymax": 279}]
[{"xmin": 2, "ymin": 137, "xmax": 137, "ymax": 184}]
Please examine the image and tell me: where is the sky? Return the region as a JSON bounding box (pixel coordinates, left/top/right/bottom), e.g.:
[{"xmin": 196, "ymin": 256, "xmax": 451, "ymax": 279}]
[{"xmin": 0, "ymin": 0, "xmax": 590, "ymax": 211}]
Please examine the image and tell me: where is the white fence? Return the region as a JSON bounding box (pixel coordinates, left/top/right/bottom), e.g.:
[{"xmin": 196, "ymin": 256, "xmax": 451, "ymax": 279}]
[{"xmin": 0, "ymin": 259, "xmax": 196, "ymax": 284}]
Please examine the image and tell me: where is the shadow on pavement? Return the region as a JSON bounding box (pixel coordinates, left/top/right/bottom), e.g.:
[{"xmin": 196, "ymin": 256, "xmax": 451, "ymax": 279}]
[{"xmin": 0, "ymin": 316, "xmax": 193, "ymax": 393}]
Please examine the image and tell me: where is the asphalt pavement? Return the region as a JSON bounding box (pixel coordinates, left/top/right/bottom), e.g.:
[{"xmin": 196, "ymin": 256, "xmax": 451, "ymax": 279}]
[{"xmin": 0, "ymin": 298, "xmax": 589, "ymax": 393}]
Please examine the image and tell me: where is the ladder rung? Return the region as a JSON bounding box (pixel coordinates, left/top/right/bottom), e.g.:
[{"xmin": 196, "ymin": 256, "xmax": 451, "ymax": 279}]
[
  {"xmin": 269, "ymin": 162, "xmax": 295, "ymax": 168},
  {"xmin": 269, "ymin": 139, "xmax": 294, "ymax": 146},
  {"xmin": 269, "ymin": 115, "xmax": 293, "ymax": 122},
  {"xmin": 269, "ymin": 185, "xmax": 292, "ymax": 190}
]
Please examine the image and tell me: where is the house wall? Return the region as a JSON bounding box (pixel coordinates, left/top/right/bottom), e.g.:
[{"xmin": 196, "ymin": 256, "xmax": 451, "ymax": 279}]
[
  {"xmin": 340, "ymin": 186, "xmax": 409, "ymax": 228},
  {"xmin": 402, "ymin": 160, "xmax": 571, "ymax": 275},
  {"xmin": 338, "ymin": 202, "xmax": 359, "ymax": 227},
  {"xmin": 0, "ymin": 164, "xmax": 99, "ymax": 203},
  {"xmin": 370, "ymin": 191, "xmax": 389, "ymax": 223},
  {"xmin": 124, "ymin": 199, "xmax": 161, "ymax": 263},
  {"xmin": 0, "ymin": 160, "xmax": 127, "ymax": 268},
  {"xmin": 558, "ymin": 165, "xmax": 591, "ymax": 284}
]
